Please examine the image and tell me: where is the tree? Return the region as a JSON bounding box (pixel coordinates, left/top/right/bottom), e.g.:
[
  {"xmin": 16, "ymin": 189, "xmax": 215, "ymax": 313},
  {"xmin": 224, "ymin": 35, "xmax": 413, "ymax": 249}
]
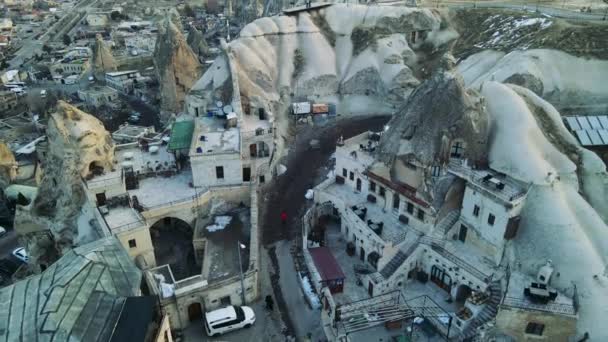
[
  {"xmin": 184, "ymin": 4, "xmax": 195, "ymax": 18},
  {"xmin": 110, "ymin": 11, "xmax": 121, "ymax": 21},
  {"xmin": 42, "ymin": 44, "xmax": 52, "ymax": 54},
  {"xmin": 62, "ymin": 34, "xmax": 71, "ymax": 46}
]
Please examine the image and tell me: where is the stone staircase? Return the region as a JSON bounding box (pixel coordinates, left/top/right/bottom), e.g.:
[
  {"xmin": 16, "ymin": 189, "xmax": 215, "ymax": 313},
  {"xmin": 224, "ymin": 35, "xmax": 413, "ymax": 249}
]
[
  {"xmin": 379, "ymin": 238, "xmax": 420, "ymax": 279},
  {"xmin": 435, "ymin": 209, "xmax": 460, "ymax": 237},
  {"xmin": 457, "ymin": 279, "xmax": 502, "ymax": 341}
]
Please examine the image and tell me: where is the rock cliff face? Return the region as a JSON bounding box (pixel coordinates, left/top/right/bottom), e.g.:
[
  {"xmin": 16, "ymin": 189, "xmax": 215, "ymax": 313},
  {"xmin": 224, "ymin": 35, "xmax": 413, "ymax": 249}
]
[
  {"xmin": 14, "ymin": 102, "xmax": 114, "ymax": 271},
  {"xmin": 377, "ymin": 69, "xmax": 489, "ymax": 168},
  {"xmin": 0, "ymin": 142, "xmax": 17, "ymax": 188},
  {"xmin": 154, "ymin": 16, "xmax": 201, "ymax": 117},
  {"xmin": 188, "ymin": 4, "xmax": 456, "ymax": 169},
  {"xmin": 187, "ymin": 24, "xmax": 209, "ymax": 58},
  {"xmin": 91, "ymin": 34, "xmax": 117, "ymax": 77}
]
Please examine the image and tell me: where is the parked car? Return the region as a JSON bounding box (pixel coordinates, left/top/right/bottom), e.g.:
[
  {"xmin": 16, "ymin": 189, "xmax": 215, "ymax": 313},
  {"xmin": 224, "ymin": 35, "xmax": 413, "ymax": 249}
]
[
  {"xmin": 204, "ymin": 305, "xmax": 255, "ymax": 337},
  {"xmin": 0, "ymin": 226, "xmax": 5, "ymax": 237},
  {"xmin": 12, "ymin": 247, "xmax": 28, "ymax": 263}
]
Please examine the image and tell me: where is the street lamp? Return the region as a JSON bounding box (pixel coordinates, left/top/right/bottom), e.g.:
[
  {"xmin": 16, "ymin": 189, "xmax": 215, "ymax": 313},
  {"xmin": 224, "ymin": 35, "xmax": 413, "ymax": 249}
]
[{"xmin": 237, "ymin": 241, "xmax": 247, "ymax": 304}]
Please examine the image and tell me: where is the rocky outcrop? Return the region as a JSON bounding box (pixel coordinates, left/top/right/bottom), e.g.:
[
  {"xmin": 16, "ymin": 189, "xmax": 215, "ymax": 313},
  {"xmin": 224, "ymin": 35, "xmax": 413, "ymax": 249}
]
[
  {"xmin": 14, "ymin": 102, "xmax": 114, "ymax": 271},
  {"xmin": 154, "ymin": 16, "xmax": 201, "ymax": 117},
  {"xmin": 91, "ymin": 34, "xmax": 117, "ymax": 77},
  {"xmin": 377, "ymin": 69, "xmax": 489, "ymax": 168},
  {"xmin": 0, "ymin": 142, "xmax": 17, "ymax": 188},
  {"xmin": 187, "ymin": 24, "xmax": 209, "ymax": 58},
  {"xmin": 187, "ymin": 4, "xmax": 456, "ymax": 171}
]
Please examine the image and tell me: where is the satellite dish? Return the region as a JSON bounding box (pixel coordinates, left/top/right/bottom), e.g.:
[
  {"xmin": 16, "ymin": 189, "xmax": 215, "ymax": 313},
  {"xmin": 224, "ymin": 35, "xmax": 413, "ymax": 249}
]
[
  {"xmin": 223, "ymin": 104, "xmax": 233, "ymax": 114},
  {"xmin": 216, "ymin": 101, "xmax": 223, "ymax": 109}
]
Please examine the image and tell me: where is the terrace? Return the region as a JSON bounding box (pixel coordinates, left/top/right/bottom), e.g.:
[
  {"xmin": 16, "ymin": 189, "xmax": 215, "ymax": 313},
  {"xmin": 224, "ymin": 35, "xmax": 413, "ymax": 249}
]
[
  {"xmin": 190, "ymin": 116, "xmax": 240, "ymax": 156},
  {"xmin": 321, "ymin": 181, "xmax": 416, "ymax": 246},
  {"xmin": 449, "ymin": 161, "xmax": 528, "ymax": 206}
]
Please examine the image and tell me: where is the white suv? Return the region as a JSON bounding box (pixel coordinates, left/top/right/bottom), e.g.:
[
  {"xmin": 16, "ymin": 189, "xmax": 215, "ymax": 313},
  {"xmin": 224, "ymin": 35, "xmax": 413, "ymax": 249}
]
[{"xmin": 204, "ymin": 305, "xmax": 256, "ymax": 337}]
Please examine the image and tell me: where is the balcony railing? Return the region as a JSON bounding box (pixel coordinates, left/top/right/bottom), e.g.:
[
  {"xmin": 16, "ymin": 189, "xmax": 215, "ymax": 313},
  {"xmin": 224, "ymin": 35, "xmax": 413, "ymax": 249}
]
[
  {"xmin": 420, "ymin": 237, "xmax": 491, "ymax": 283},
  {"xmin": 501, "ymin": 296, "xmax": 577, "ymax": 316}
]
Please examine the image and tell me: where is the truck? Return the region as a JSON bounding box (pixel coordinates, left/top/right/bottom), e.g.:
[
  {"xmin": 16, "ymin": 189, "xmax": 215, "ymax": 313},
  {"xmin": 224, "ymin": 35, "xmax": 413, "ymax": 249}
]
[
  {"xmin": 312, "ymin": 103, "xmax": 329, "ymax": 114},
  {"xmin": 292, "ymin": 102, "xmax": 311, "ymax": 115}
]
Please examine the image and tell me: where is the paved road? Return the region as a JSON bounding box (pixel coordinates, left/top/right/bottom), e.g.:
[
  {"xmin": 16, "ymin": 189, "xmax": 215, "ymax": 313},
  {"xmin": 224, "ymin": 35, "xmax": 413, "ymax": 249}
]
[
  {"xmin": 182, "ymin": 301, "xmax": 284, "ymax": 342},
  {"xmin": 0, "ymin": 229, "xmax": 19, "ymax": 261},
  {"xmin": 8, "ymin": 0, "xmax": 100, "ymax": 69}
]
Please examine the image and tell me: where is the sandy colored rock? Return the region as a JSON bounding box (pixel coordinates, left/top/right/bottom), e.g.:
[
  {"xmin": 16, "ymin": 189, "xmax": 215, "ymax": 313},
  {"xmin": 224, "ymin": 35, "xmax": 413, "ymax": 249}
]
[
  {"xmin": 91, "ymin": 34, "xmax": 117, "ymax": 77},
  {"xmin": 154, "ymin": 16, "xmax": 201, "ymax": 116},
  {"xmin": 14, "ymin": 101, "xmax": 114, "ymax": 271},
  {"xmin": 187, "ymin": 24, "xmax": 209, "ymax": 58},
  {"xmin": 0, "ymin": 141, "xmax": 17, "ymax": 188}
]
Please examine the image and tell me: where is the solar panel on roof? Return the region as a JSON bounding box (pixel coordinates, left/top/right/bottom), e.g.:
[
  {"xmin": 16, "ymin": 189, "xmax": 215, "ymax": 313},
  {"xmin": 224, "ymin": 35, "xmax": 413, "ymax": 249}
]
[
  {"xmin": 587, "ymin": 130, "xmax": 603, "ymax": 145},
  {"xmin": 598, "ymin": 130, "xmax": 608, "ymax": 145},
  {"xmin": 576, "ymin": 116, "xmax": 592, "ymax": 130},
  {"xmin": 565, "ymin": 117, "xmax": 581, "ymax": 130},
  {"xmin": 598, "ymin": 116, "xmax": 608, "ymax": 129},
  {"xmin": 575, "ymin": 130, "xmax": 593, "ymax": 146},
  {"xmin": 588, "ymin": 116, "xmax": 602, "ymax": 129}
]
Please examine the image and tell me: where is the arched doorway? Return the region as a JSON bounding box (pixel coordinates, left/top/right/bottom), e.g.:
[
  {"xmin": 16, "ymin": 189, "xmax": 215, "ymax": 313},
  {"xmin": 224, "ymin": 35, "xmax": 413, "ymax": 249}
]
[
  {"xmin": 150, "ymin": 217, "xmax": 196, "ymax": 280},
  {"xmin": 188, "ymin": 302, "xmax": 203, "ymax": 322},
  {"xmin": 455, "ymin": 284, "xmax": 473, "ymax": 303},
  {"xmin": 430, "ymin": 265, "xmax": 452, "ymax": 292}
]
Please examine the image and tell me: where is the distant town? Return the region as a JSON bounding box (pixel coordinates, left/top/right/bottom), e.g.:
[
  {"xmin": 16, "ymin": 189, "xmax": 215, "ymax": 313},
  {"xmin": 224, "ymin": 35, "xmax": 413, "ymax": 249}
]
[{"xmin": 0, "ymin": 0, "xmax": 607, "ymax": 342}]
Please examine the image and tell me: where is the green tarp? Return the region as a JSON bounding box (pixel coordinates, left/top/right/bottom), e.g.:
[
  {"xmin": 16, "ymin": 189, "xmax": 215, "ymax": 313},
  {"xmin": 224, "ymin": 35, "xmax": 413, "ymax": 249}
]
[{"xmin": 168, "ymin": 121, "xmax": 195, "ymax": 151}]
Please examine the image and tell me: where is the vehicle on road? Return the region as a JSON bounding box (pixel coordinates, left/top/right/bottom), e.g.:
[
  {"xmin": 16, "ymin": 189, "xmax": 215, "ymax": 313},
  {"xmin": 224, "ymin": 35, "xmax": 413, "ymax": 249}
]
[
  {"xmin": 12, "ymin": 247, "xmax": 28, "ymax": 263},
  {"xmin": 40, "ymin": 89, "xmax": 47, "ymax": 98},
  {"xmin": 204, "ymin": 305, "xmax": 255, "ymax": 337}
]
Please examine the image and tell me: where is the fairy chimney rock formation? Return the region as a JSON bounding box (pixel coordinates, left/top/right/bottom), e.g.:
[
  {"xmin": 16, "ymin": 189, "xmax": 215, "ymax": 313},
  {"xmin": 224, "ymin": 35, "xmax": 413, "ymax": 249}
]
[
  {"xmin": 91, "ymin": 34, "xmax": 117, "ymax": 77},
  {"xmin": 154, "ymin": 16, "xmax": 201, "ymax": 118},
  {"xmin": 14, "ymin": 102, "xmax": 115, "ymax": 270},
  {"xmin": 187, "ymin": 24, "xmax": 209, "ymax": 58}
]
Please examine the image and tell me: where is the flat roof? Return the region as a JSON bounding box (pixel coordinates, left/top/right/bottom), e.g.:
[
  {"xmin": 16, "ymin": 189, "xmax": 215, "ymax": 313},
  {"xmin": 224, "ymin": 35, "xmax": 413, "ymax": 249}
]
[
  {"xmin": 309, "ymin": 246, "xmax": 345, "ymax": 282},
  {"xmin": 168, "ymin": 121, "xmax": 195, "ymax": 151}
]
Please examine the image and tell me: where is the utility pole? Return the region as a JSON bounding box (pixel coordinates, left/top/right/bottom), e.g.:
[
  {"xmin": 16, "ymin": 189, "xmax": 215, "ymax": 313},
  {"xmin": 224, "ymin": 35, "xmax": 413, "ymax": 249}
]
[{"xmin": 237, "ymin": 241, "xmax": 246, "ymax": 304}]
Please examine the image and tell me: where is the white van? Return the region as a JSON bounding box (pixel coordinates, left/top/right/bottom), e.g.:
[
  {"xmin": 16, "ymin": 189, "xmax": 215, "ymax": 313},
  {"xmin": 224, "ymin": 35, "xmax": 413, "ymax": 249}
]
[{"xmin": 204, "ymin": 305, "xmax": 255, "ymax": 337}]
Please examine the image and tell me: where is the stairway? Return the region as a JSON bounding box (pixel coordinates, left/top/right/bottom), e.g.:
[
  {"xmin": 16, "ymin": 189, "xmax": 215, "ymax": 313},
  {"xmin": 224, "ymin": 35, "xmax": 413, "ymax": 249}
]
[
  {"xmin": 379, "ymin": 239, "xmax": 420, "ymax": 279},
  {"xmin": 435, "ymin": 209, "xmax": 460, "ymax": 237},
  {"xmin": 458, "ymin": 279, "xmax": 502, "ymax": 341}
]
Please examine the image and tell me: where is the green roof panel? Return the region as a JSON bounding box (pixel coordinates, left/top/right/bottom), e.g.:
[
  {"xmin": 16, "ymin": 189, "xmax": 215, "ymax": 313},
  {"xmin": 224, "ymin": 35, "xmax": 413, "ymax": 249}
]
[{"xmin": 168, "ymin": 121, "xmax": 195, "ymax": 151}]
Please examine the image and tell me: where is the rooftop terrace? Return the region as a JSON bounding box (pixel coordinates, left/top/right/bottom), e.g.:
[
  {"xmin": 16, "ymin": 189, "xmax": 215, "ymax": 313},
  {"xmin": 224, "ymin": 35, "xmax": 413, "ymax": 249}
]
[
  {"xmin": 190, "ymin": 117, "xmax": 240, "ymax": 156},
  {"xmin": 322, "ymin": 182, "xmax": 417, "ymax": 245},
  {"xmin": 448, "ymin": 161, "xmax": 528, "ymax": 206}
]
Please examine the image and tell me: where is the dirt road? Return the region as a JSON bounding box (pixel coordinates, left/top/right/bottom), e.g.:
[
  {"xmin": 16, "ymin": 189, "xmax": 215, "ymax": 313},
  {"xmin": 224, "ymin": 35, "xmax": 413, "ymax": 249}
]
[{"xmin": 261, "ymin": 115, "xmax": 390, "ymax": 245}]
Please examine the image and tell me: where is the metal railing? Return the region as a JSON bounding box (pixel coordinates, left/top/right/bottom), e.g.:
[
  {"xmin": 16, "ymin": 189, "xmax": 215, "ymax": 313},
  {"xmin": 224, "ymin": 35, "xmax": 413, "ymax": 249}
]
[
  {"xmin": 110, "ymin": 219, "xmax": 146, "ymax": 234},
  {"xmin": 420, "ymin": 237, "xmax": 491, "ymax": 283},
  {"xmin": 85, "ymin": 171, "xmax": 123, "ymax": 189},
  {"xmin": 241, "ymin": 127, "xmax": 273, "ymax": 140},
  {"xmin": 501, "ymin": 296, "xmax": 577, "ymax": 316}
]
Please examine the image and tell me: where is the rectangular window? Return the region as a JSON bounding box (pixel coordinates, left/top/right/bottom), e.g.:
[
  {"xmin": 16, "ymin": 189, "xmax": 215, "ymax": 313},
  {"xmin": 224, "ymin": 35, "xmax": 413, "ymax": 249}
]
[
  {"xmin": 525, "ymin": 322, "xmax": 544, "ymax": 336},
  {"xmin": 216, "ymin": 166, "xmax": 224, "ymax": 179},
  {"xmin": 369, "ymin": 181, "xmax": 376, "ymax": 193},
  {"xmin": 417, "ymin": 209, "xmax": 425, "ymax": 221},
  {"xmin": 407, "ymin": 202, "xmax": 414, "ymax": 214},
  {"xmin": 342, "ymin": 168, "xmax": 347, "ymax": 177},
  {"xmin": 393, "ymin": 193, "xmax": 400, "ymax": 210},
  {"xmin": 349, "ymin": 171, "xmax": 354, "ymax": 181},
  {"xmin": 488, "ymin": 213, "xmax": 495, "ymax": 226},
  {"xmin": 473, "ymin": 205, "xmax": 480, "ymax": 217},
  {"xmin": 379, "ymin": 187, "xmax": 385, "ymax": 198},
  {"xmin": 128, "ymin": 239, "xmax": 136, "ymax": 248}
]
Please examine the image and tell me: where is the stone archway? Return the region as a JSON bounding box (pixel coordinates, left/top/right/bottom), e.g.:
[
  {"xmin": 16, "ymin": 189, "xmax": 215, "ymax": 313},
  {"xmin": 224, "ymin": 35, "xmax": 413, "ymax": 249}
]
[
  {"xmin": 187, "ymin": 302, "xmax": 203, "ymax": 322},
  {"xmin": 150, "ymin": 217, "xmax": 196, "ymax": 281},
  {"xmin": 455, "ymin": 284, "xmax": 473, "ymax": 303}
]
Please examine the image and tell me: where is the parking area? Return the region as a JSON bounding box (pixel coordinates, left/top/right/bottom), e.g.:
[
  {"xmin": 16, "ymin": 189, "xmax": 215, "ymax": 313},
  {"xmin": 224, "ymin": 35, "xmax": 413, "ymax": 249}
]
[{"xmin": 182, "ymin": 301, "xmax": 284, "ymax": 342}]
